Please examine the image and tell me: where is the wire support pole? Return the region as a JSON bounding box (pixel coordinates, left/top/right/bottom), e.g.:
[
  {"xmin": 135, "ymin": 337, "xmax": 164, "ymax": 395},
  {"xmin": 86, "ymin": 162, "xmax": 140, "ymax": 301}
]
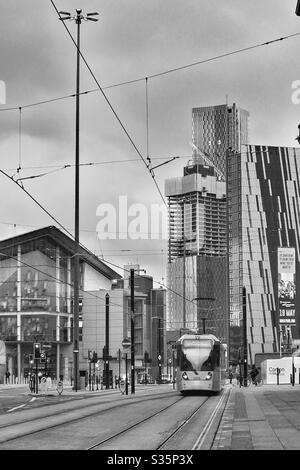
[
  {"xmin": 57, "ymin": 8, "xmax": 99, "ymax": 392},
  {"xmin": 72, "ymin": 9, "xmax": 82, "ymax": 394}
]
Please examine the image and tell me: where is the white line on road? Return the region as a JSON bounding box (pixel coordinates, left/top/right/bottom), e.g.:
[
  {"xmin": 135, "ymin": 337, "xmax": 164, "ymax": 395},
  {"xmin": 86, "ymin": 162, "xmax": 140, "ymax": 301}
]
[
  {"xmin": 192, "ymin": 389, "xmax": 229, "ymax": 450},
  {"xmin": 6, "ymin": 404, "xmax": 26, "ymax": 413}
]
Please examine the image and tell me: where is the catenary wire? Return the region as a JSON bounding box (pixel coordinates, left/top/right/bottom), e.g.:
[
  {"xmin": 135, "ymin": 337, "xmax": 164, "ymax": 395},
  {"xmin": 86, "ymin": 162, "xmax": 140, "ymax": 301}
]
[
  {"xmin": 0, "ymin": 31, "xmax": 299, "ymax": 112},
  {"xmin": 50, "ymin": 0, "xmax": 166, "ymax": 207}
]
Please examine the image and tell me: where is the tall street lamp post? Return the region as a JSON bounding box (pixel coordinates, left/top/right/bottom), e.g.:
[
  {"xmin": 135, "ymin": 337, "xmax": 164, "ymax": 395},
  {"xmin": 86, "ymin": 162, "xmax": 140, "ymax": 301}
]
[{"xmin": 58, "ymin": 9, "xmax": 98, "ymax": 391}]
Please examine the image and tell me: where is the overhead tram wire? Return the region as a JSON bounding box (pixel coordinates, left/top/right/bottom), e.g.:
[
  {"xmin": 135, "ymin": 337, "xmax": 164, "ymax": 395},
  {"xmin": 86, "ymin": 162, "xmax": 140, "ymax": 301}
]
[
  {"xmin": 0, "ymin": 30, "xmax": 299, "ymax": 114},
  {"xmin": 3, "ymin": 156, "xmax": 181, "ymax": 182},
  {"xmin": 1, "ymin": 12, "xmax": 297, "ymax": 196},
  {"xmin": 0, "ymin": 172, "xmax": 197, "ymax": 309},
  {"xmin": 0, "ymin": 168, "xmax": 75, "ymax": 240},
  {"xmin": 50, "ymin": 1, "xmax": 166, "ymax": 208}
]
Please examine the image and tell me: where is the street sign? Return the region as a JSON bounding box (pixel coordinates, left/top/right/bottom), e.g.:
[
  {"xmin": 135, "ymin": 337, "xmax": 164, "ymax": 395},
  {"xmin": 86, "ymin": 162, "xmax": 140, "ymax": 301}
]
[
  {"xmin": 122, "ymin": 337, "xmax": 131, "ymax": 349},
  {"xmin": 56, "ymin": 381, "xmax": 63, "ymax": 395},
  {"xmin": 42, "ymin": 344, "xmax": 52, "ymax": 349}
]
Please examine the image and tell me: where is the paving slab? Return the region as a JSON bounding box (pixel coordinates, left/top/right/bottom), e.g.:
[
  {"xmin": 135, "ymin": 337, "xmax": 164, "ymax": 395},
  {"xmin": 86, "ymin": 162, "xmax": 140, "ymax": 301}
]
[{"xmin": 213, "ymin": 383, "xmax": 300, "ymax": 450}]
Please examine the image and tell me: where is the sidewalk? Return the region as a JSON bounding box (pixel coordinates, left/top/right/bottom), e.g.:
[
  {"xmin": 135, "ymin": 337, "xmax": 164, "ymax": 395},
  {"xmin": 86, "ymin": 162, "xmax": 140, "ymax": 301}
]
[
  {"xmin": 213, "ymin": 382, "xmax": 300, "ymax": 450},
  {"xmin": 0, "ymin": 382, "xmax": 161, "ymax": 396}
]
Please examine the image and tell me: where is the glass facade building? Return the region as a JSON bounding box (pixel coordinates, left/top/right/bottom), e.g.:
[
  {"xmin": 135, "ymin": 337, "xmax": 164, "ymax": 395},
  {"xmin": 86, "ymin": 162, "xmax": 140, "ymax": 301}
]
[
  {"xmin": 227, "ymin": 145, "xmax": 300, "ymax": 365},
  {"xmin": 192, "ymin": 103, "xmax": 249, "ymax": 176},
  {"xmin": 0, "ymin": 226, "xmax": 119, "ymax": 384}
]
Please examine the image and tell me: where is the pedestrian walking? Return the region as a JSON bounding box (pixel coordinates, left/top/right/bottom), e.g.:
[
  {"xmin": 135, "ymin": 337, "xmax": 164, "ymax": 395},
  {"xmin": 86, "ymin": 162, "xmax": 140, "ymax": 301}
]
[
  {"xmin": 5, "ymin": 370, "xmax": 10, "ymax": 384},
  {"xmin": 228, "ymin": 370, "xmax": 233, "ymax": 384}
]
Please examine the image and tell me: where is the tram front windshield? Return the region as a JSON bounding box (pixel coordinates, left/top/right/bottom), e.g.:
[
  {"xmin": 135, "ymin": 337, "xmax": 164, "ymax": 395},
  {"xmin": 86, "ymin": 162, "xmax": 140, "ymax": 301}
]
[{"xmin": 180, "ymin": 339, "xmax": 217, "ymax": 371}]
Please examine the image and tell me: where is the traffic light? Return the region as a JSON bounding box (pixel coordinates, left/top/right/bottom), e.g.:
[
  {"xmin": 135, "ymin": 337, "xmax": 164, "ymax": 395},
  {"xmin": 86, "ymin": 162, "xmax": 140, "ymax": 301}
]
[
  {"xmin": 88, "ymin": 350, "xmax": 93, "ymax": 361},
  {"xmin": 92, "ymin": 351, "xmax": 98, "ymax": 363},
  {"xmin": 296, "ymin": 0, "xmax": 300, "ymax": 16},
  {"xmin": 29, "ymin": 354, "xmax": 34, "ymax": 366},
  {"xmin": 40, "ymin": 352, "xmax": 46, "ymax": 364},
  {"xmin": 33, "ymin": 342, "xmax": 41, "ymax": 359}
]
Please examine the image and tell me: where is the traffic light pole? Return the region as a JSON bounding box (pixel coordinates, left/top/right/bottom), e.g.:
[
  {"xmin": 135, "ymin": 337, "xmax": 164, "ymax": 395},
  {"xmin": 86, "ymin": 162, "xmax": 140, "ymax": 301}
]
[
  {"xmin": 130, "ymin": 269, "xmax": 135, "ymax": 394},
  {"xmin": 125, "ymin": 353, "xmax": 128, "ymax": 395},
  {"xmin": 158, "ymin": 318, "xmax": 162, "ymax": 382},
  {"xmin": 243, "ymin": 286, "xmax": 248, "ymax": 387},
  {"xmin": 105, "ymin": 293, "xmax": 110, "ymax": 389},
  {"xmin": 35, "ymin": 358, "xmax": 38, "ymax": 394}
]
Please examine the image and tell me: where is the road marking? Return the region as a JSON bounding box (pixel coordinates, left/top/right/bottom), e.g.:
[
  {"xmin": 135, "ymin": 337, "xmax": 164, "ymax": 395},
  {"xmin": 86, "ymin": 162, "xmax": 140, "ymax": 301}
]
[
  {"xmin": 192, "ymin": 389, "xmax": 229, "ymax": 450},
  {"xmin": 29, "ymin": 397, "xmax": 36, "ymax": 402},
  {"xmin": 6, "ymin": 403, "xmax": 26, "ymax": 413}
]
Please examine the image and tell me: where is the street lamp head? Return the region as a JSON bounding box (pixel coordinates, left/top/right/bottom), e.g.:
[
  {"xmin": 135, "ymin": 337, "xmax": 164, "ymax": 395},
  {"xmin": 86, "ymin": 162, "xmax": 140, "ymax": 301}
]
[{"xmin": 58, "ymin": 11, "xmax": 71, "ymax": 20}]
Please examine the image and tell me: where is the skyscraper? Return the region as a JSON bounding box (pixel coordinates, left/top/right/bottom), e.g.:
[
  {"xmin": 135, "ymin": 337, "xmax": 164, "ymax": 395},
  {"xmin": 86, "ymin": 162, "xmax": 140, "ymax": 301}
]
[
  {"xmin": 227, "ymin": 145, "xmax": 300, "ymax": 365},
  {"xmin": 165, "ymin": 158, "xmax": 227, "ymax": 340},
  {"xmin": 192, "ymin": 103, "xmax": 249, "ymax": 176},
  {"xmin": 165, "ymin": 103, "xmax": 249, "ymax": 345}
]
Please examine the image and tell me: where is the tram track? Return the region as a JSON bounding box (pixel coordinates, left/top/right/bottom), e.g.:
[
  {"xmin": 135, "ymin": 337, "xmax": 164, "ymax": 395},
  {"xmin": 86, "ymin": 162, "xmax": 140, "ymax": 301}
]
[
  {"xmin": 155, "ymin": 396, "xmax": 210, "ymax": 450},
  {"xmin": 88, "ymin": 391, "xmax": 228, "ymax": 450},
  {"xmin": 157, "ymin": 388, "xmax": 230, "ymax": 450},
  {"xmin": 192, "ymin": 387, "xmax": 230, "ymax": 450},
  {"xmin": 87, "ymin": 395, "xmax": 186, "ymax": 450},
  {"xmin": 0, "ymin": 390, "xmax": 181, "ymax": 446},
  {"xmin": 0, "ymin": 387, "xmax": 231, "ymax": 450}
]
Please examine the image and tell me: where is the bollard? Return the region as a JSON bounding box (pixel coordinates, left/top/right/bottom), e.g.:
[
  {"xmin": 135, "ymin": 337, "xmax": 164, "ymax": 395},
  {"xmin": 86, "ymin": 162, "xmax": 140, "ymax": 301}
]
[{"xmin": 277, "ymin": 368, "xmax": 280, "ymax": 385}]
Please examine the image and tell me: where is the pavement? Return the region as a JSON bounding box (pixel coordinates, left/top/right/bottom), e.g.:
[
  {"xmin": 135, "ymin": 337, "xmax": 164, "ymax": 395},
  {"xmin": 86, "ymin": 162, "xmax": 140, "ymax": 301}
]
[
  {"xmin": 0, "ymin": 381, "xmax": 164, "ymax": 397},
  {"xmin": 2, "ymin": 381, "xmax": 300, "ymax": 450},
  {"xmin": 212, "ymin": 381, "xmax": 300, "ymax": 450}
]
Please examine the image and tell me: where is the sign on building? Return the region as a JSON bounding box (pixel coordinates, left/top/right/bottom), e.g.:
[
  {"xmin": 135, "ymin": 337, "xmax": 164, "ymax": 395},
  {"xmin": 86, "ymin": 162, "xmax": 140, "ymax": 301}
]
[{"xmin": 278, "ymin": 247, "xmax": 296, "ymax": 325}]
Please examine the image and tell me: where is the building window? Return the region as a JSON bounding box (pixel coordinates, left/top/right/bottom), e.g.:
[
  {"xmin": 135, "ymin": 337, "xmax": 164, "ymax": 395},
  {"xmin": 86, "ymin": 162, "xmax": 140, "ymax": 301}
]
[
  {"xmin": 21, "ymin": 315, "xmax": 57, "ymax": 342},
  {"xmin": 0, "ymin": 316, "xmax": 17, "ymax": 341}
]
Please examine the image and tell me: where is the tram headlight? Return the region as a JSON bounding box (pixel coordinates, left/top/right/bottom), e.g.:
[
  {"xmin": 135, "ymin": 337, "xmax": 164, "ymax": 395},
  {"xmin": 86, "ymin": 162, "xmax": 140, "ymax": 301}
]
[
  {"xmin": 205, "ymin": 372, "xmax": 212, "ymax": 380},
  {"xmin": 182, "ymin": 372, "xmax": 189, "ymax": 380}
]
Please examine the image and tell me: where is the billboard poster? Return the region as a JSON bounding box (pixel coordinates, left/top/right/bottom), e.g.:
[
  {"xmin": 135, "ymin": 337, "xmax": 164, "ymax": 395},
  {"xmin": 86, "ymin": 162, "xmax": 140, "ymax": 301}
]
[{"xmin": 278, "ymin": 247, "xmax": 296, "ymax": 324}]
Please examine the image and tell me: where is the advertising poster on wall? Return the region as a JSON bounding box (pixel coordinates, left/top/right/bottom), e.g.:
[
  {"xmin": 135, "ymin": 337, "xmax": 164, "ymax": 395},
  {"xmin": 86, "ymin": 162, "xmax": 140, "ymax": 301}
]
[{"xmin": 278, "ymin": 247, "xmax": 296, "ymax": 324}]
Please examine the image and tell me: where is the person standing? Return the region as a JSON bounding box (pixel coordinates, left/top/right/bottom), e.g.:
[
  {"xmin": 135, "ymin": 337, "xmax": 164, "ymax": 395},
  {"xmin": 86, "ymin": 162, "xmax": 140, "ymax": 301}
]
[
  {"xmin": 250, "ymin": 364, "xmax": 259, "ymax": 385},
  {"xmin": 5, "ymin": 370, "xmax": 10, "ymax": 384}
]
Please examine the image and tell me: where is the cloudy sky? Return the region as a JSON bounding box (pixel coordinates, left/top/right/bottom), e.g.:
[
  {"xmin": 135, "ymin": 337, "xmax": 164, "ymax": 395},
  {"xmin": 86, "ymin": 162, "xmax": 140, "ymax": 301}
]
[{"xmin": 1, "ymin": 0, "xmax": 300, "ymax": 284}]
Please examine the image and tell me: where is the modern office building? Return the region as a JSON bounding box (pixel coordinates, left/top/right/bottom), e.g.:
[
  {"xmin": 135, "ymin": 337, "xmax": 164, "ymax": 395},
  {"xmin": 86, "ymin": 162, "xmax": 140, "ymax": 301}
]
[
  {"xmin": 227, "ymin": 145, "xmax": 300, "ymax": 366},
  {"xmin": 164, "ymin": 103, "xmax": 249, "ymax": 344},
  {"xmin": 165, "ymin": 158, "xmax": 228, "ymax": 341},
  {"xmin": 81, "ymin": 265, "xmax": 167, "ymax": 384},
  {"xmin": 0, "ymin": 226, "xmax": 120, "ymax": 384},
  {"xmin": 192, "ymin": 103, "xmax": 249, "ymax": 176}
]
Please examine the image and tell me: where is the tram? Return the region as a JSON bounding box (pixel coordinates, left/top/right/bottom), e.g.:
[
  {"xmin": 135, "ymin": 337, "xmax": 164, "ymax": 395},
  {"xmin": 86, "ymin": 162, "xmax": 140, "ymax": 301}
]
[{"xmin": 176, "ymin": 334, "xmax": 226, "ymax": 394}]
